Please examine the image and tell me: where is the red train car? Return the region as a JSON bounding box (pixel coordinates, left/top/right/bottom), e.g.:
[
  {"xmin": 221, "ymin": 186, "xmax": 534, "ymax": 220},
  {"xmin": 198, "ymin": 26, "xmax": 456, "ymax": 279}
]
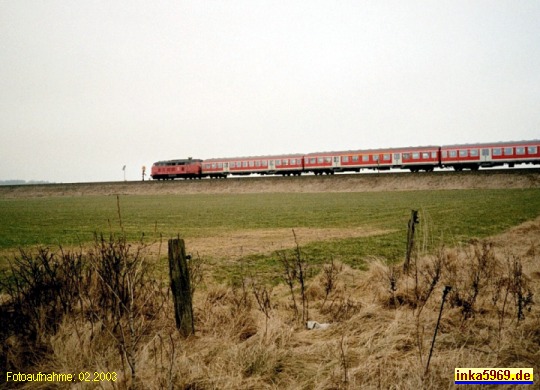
[
  {"xmin": 150, "ymin": 158, "xmax": 203, "ymax": 180},
  {"xmin": 304, "ymin": 146, "xmax": 440, "ymax": 174},
  {"xmin": 202, "ymin": 154, "xmax": 304, "ymax": 177},
  {"xmin": 441, "ymin": 140, "xmax": 540, "ymax": 171}
]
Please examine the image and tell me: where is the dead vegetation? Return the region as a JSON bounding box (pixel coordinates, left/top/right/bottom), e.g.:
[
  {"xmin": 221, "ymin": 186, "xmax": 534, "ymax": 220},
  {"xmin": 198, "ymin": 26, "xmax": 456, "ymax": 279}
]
[{"xmin": 1, "ymin": 217, "xmax": 539, "ymax": 389}]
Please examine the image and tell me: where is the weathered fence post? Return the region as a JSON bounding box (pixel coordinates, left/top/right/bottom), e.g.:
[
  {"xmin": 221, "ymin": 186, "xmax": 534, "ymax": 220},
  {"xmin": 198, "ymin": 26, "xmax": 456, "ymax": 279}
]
[
  {"xmin": 403, "ymin": 209, "xmax": 419, "ymax": 272},
  {"xmin": 168, "ymin": 238, "xmax": 194, "ymax": 337}
]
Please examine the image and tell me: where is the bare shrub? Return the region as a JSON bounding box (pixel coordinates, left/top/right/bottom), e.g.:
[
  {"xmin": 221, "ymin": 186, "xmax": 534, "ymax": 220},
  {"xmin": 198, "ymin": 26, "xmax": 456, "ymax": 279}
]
[
  {"xmin": 251, "ymin": 279, "xmax": 273, "ymax": 335},
  {"xmin": 321, "ymin": 257, "xmax": 343, "ymax": 310},
  {"xmin": 0, "ymin": 247, "xmax": 87, "ymax": 369},
  {"xmin": 87, "ymin": 233, "xmax": 168, "ymax": 387},
  {"xmin": 278, "ymin": 229, "xmax": 310, "ymax": 324},
  {"xmin": 0, "ymin": 233, "xmax": 169, "ymax": 388}
]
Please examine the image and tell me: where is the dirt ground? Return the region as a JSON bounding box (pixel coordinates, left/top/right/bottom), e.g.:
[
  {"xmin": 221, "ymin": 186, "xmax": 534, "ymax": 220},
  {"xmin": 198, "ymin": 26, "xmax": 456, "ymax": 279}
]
[
  {"xmin": 180, "ymin": 226, "xmax": 393, "ymax": 260},
  {"xmin": 1, "ymin": 168, "xmax": 539, "ymax": 198}
]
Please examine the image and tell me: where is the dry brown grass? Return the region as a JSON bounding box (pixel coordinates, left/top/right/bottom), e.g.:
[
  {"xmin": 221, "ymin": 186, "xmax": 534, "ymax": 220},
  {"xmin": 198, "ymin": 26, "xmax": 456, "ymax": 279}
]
[
  {"xmin": 181, "ymin": 227, "xmax": 392, "ymax": 260},
  {"xmin": 1, "ymin": 218, "xmax": 540, "ymax": 389}
]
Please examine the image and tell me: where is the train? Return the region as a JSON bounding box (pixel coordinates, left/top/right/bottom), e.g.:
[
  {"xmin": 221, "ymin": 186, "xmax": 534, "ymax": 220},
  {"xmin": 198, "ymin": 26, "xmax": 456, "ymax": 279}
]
[{"xmin": 150, "ymin": 140, "xmax": 540, "ymax": 180}]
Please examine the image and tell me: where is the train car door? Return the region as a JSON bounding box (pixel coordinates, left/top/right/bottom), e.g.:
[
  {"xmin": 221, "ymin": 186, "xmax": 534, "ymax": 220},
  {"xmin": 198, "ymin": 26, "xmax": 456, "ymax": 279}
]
[
  {"xmin": 333, "ymin": 156, "xmax": 340, "ymax": 169},
  {"xmin": 392, "ymin": 153, "xmax": 401, "ymax": 167},
  {"xmin": 481, "ymin": 148, "xmax": 491, "ymax": 164},
  {"xmin": 269, "ymin": 159, "xmax": 275, "ymax": 173},
  {"xmin": 224, "ymin": 162, "xmax": 230, "ymax": 174}
]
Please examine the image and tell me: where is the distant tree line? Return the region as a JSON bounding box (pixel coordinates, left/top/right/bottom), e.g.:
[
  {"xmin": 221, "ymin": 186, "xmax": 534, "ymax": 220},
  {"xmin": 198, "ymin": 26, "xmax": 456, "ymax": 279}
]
[{"xmin": 0, "ymin": 180, "xmax": 52, "ymax": 186}]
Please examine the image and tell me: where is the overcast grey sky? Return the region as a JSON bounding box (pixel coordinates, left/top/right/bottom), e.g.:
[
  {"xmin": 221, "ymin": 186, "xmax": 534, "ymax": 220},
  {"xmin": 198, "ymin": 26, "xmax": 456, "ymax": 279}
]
[{"xmin": 1, "ymin": 1, "xmax": 539, "ymax": 183}]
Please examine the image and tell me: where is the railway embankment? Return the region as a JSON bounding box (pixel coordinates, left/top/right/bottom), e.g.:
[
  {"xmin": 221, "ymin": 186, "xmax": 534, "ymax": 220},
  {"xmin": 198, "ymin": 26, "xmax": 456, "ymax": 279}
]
[{"xmin": 1, "ymin": 168, "xmax": 539, "ymax": 198}]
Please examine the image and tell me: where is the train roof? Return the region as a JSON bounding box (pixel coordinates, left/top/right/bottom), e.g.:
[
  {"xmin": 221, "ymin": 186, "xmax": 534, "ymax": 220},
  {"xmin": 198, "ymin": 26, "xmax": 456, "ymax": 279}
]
[
  {"xmin": 204, "ymin": 153, "xmax": 305, "ymax": 162},
  {"xmin": 153, "ymin": 158, "xmax": 203, "ymax": 165},
  {"xmin": 305, "ymin": 145, "xmax": 440, "ymax": 156},
  {"xmin": 441, "ymin": 140, "xmax": 540, "ymax": 148}
]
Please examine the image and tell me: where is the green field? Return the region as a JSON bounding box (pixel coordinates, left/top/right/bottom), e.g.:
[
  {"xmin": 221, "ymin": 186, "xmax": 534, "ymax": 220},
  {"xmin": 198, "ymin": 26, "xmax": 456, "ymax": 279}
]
[{"xmin": 1, "ymin": 189, "xmax": 540, "ymax": 274}]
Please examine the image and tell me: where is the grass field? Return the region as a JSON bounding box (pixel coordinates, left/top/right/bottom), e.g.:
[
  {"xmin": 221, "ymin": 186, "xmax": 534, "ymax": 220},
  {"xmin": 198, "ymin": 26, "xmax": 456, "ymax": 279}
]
[
  {"xmin": 1, "ymin": 189, "xmax": 540, "ymax": 272},
  {"xmin": 2, "ymin": 187, "xmax": 540, "ymax": 389}
]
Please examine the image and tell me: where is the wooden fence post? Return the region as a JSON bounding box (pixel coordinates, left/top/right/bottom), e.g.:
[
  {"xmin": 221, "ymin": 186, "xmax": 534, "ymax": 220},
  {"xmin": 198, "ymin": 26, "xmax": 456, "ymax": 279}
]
[
  {"xmin": 404, "ymin": 210, "xmax": 419, "ymax": 272},
  {"xmin": 168, "ymin": 238, "xmax": 194, "ymax": 337}
]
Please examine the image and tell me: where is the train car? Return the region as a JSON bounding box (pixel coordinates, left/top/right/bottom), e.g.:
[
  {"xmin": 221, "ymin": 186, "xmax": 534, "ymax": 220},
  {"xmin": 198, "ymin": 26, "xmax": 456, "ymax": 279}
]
[
  {"xmin": 150, "ymin": 158, "xmax": 203, "ymax": 180},
  {"xmin": 396, "ymin": 146, "xmax": 440, "ymax": 172},
  {"xmin": 304, "ymin": 146, "xmax": 440, "ymax": 174},
  {"xmin": 202, "ymin": 154, "xmax": 304, "ymax": 177},
  {"xmin": 441, "ymin": 140, "xmax": 540, "ymax": 171}
]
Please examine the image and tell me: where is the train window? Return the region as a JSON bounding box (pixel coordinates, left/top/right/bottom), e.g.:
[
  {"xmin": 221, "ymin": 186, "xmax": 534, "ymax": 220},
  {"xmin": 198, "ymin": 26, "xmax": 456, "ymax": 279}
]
[
  {"xmin": 310, "ymin": 158, "xmax": 316, "ymax": 164},
  {"xmin": 325, "ymin": 157, "xmax": 332, "ymax": 163},
  {"xmin": 528, "ymin": 146, "xmax": 537, "ymax": 154},
  {"xmin": 317, "ymin": 157, "xmax": 323, "ymax": 164},
  {"xmin": 383, "ymin": 154, "xmax": 390, "ymax": 161},
  {"xmin": 394, "ymin": 153, "xmax": 400, "ymax": 160},
  {"xmin": 516, "ymin": 147, "xmax": 525, "ymax": 155},
  {"xmin": 249, "ymin": 161, "xmax": 254, "ymax": 167},
  {"xmin": 459, "ymin": 150, "xmax": 468, "ymax": 157},
  {"xmin": 504, "ymin": 147, "xmax": 513, "ymax": 155},
  {"xmin": 342, "ymin": 156, "xmax": 349, "ymax": 163},
  {"xmin": 449, "ymin": 151, "xmax": 457, "ymax": 158},
  {"xmin": 431, "ymin": 152, "xmax": 437, "ymax": 158},
  {"xmin": 212, "ymin": 163, "xmax": 217, "ymax": 169},
  {"xmin": 403, "ymin": 153, "xmax": 410, "ymax": 159},
  {"xmin": 441, "ymin": 151, "xmax": 447, "ymax": 158},
  {"xmin": 374, "ymin": 155, "xmax": 379, "ymax": 161},
  {"xmin": 470, "ymin": 149, "xmax": 479, "ymax": 157},
  {"xmin": 284, "ymin": 159, "xmax": 289, "ymax": 165},
  {"xmin": 242, "ymin": 161, "xmax": 248, "ymax": 167},
  {"xmin": 255, "ymin": 161, "xmax": 260, "ymax": 167},
  {"xmin": 218, "ymin": 163, "xmax": 223, "ymax": 168},
  {"xmin": 262, "ymin": 160, "xmax": 268, "ymax": 166},
  {"xmin": 353, "ymin": 155, "xmax": 359, "ymax": 162},
  {"xmin": 412, "ymin": 153, "xmax": 420, "ymax": 159},
  {"xmin": 492, "ymin": 148, "xmax": 502, "ymax": 156},
  {"xmin": 362, "ymin": 155, "xmax": 369, "ymax": 162},
  {"xmin": 422, "ymin": 152, "xmax": 429, "ymax": 159}
]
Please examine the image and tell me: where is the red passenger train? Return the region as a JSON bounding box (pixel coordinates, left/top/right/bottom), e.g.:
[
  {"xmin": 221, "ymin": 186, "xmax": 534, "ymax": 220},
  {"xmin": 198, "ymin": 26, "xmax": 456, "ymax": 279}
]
[{"xmin": 150, "ymin": 140, "xmax": 540, "ymax": 180}]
